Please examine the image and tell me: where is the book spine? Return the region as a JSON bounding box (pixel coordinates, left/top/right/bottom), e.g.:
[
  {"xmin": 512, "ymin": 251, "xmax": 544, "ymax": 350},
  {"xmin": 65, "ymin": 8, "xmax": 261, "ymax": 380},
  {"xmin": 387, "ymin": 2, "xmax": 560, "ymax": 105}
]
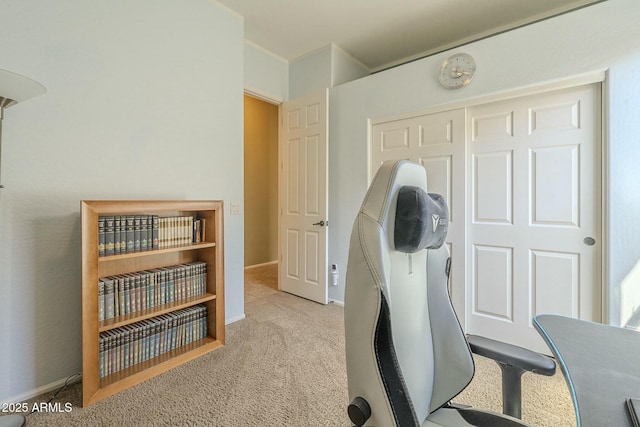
[
  {"xmin": 164, "ymin": 217, "xmax": 170, "ymax": 248},
  {"xmin": 100, "ymin": 332, "xmax": 107, "ymax": 377},
  {"xmin": 99, "ymin": 335, "xmax": 105, "ymax": 378},
  {"xmin": 174, "ymin": 265, "xmax": 181, "ymax": 301},
  {"xmin": 153, "ymin": 270, "xmax": 160, "ymax": 307},
  {"xmin": 152, "ymin": 321, "xmax": 160, "ymax": 359},
  {"xmin": 202, "ymin": 306, "xmax": 208, "ymax": 338},
  {"xmin": 173, "ymin": 217, "xmax": 178, "ymax": 247},
  {"xmin": 185, "ymin": 263, "xmax": 192, "ymax": 299},
  {"xmin": 188, "ymin": 309, "xmax": 194, "ymax": 344},
  {"xmin": 118, "ymin": 331, "xmax": 124, "ymax": 373},
  {"xmin": 158, "ymin": 217, "xmax": 164, "ymax": 249},
  {"xmin": 98, "ymin": 216, "xmax": 105, "ymax": 256},
  {"xmin": 117, "ymin": 276, "xmax": 125, "ymax": 317},
  {"xmin": 145, "ymin": 321, "xmax": 153, "ymax": 360},
  {"xmin": 104, "ymin": 216, "xmax": 115, "ymax": 256},
  {"xmin": 201, "ymin": 262, "xmax": 207, "ymax": 294},
  {"xmin": 132, "ymin": 327, "xmax": 140, "ymax": 367},
  {"xmin": 126, "ymin": 215, "xmax": 135, "ymax": 253},
  {"xmin": 125, "ymin": 274, "xmax": 134, "ymax": 315},
  {"xmin": 167, "ymin": 268, "xmax": 175, "ymax": 303},
  {"xmin": 98, "ymin": 280, "xmax": 105, "ymax": 321},
  {"xmin": 156, "ymin": 315, "xmax": 165, "ymax": 355},
  {"xmin": 114, "ymin": 216, "xmax": 121, "ymax": 255},
  {"xmin": 152, "ymin": 215, "xmax": 159, "ymax": 249},
  {"xmin": 119, "ymin": 216, "xmax": 126, "ymax": 255},
  {"xmin": 140, "ymin": 215, "xmax": 148, "ymax": 251},
  {"xmin": 170, "ymin": 312, "xmax": 177, "ymax": 350},
  {"xmin": 146, "ymin": 272, "xmax": 154, "ymax": 310},
  {"xmin": 169, "ymin": 217, "xmax": 175, "ymax": 247},
  {"xmin": 153, "ymin": 268, "xmax": 167, "ymax": 305},
  {"xmin": 176, "ymin": 309, "xmax": 184, "ymax": 348},
  {"xmin": 193, "ymin": 219, "xmax": 200, "ymax": 243},
  {"xmin": 124, "ymin": 275, "xmax": 131, "ymax": 315},
  {"xmin": 136, "ymin": 274, "xmax": 144, "ymax": 313},
  {"xmin": 107, "ymin": 330, "xmax": 116, "ymax": 376},
  {"xmin": 104, "ymin": 278, "xmax": 115, "ymax": 320},
  {"xmin": 134, "ymin": 215, "xmax": 141, "ymax": 252},
  {"xmin": 175, "ymin": 217, "xmax": 180, "ymax": 246},
  {"xmin": 123, "ymin": 326, "xmax": 132, "ymax": 370},
  {"xmin": 195, "ymin": 263, "xmax": 201, "ymax": 295}
]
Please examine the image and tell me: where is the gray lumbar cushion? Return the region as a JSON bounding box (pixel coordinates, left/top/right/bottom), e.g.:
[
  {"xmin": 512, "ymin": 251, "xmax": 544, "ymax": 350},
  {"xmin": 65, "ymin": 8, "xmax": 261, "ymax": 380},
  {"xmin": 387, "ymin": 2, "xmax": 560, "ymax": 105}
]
[{"xmin": 394, "ymin": 186, "xmax": 448, "ymax": 253}]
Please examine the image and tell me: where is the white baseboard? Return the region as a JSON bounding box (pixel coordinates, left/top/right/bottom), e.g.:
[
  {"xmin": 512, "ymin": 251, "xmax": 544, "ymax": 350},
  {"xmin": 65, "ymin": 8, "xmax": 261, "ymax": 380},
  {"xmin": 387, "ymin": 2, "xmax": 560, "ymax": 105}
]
[
  {"xmin": 329, "ymin": 299, "xmax": 344, "ymax": 306},
  {"xmin": 5, "ymin": 374, "xmax": 81, "ymax": 404},
  {"xmin": 244, "ymin": 260, "xmax": 278, "ymax": 270}
]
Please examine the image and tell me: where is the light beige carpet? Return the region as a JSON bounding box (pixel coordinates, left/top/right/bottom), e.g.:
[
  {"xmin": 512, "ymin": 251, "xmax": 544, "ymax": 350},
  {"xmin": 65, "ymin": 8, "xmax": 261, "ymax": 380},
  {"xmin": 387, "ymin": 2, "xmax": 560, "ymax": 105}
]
[{"xmin": 17, "ymin": 263, "xmax": 575, "ymax": 426}]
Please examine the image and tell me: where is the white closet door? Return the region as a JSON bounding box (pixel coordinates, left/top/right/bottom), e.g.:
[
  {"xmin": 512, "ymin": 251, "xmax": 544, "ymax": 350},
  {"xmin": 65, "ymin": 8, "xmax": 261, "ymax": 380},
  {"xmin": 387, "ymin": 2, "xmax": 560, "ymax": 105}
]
[
  {"xmin": 371, "ymin": 108, "xmax": 467, "ymax": 321},
  {"xmin": 467, "ymin": 84, "xmax": 601, "ymax": 353}
]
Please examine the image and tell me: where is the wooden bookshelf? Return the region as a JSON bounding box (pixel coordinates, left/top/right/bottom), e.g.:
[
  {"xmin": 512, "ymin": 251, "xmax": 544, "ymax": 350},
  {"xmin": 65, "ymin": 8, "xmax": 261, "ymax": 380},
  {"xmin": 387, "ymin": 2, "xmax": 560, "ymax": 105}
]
[{"xmin": 81, "ymin": 200, "xmax": 225, "ymax": 407}]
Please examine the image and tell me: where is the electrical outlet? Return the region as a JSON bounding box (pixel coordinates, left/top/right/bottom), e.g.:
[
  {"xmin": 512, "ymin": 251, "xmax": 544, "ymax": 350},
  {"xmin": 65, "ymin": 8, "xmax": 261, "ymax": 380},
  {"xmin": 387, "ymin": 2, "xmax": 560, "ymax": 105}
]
[{"xmin": 230, "ymin": 203, "xmax": 241, "ymax": 215}]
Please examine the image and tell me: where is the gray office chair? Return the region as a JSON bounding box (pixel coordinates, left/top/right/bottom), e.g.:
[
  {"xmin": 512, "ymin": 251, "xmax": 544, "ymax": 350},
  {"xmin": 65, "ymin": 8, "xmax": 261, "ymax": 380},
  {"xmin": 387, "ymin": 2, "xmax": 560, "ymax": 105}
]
[
  {"xmin": 0, "ymin": 415, "xmax": 25, "ymax": 427},
  {"xmin": 344, "ymin": 160, "xmax": 555, "ymax": 427}
]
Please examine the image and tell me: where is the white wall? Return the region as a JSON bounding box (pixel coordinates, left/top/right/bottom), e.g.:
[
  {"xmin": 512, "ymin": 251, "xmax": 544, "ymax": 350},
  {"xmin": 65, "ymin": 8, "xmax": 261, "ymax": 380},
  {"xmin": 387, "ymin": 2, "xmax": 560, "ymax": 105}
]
[
  {"xmin": 289, "ymin": 44, "xmax": 370, "ymax": 100},
  {"xmin": 0, "ymin": 0, "xmax": 245, "ymax": 402},
  {"xmin": 244, "ymin": 40, "xmax": 289, "ymax": 102},
  {"xmin": 328, "ymin": 0, "xmax": 640, "ymax": 328},
  {"xmin": 289, "ymin": 46, "xmax": 333, "ymax": 100},
  {"xmin": 607, "ymin": 51, "xmax": 640, "ymax": 328},
  {"xmin": 331, "ymin": 44, "xmax": 370, "ymax": 87}
]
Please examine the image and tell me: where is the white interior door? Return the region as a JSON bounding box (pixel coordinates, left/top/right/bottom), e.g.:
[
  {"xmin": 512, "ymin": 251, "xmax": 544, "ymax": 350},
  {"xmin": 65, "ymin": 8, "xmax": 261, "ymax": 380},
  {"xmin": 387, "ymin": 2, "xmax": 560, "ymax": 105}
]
[
  {"xmin": 371, "ymin": 108, "xmax": 466, "ymax": 320},
  {"xmin": 279, "ymin": 89, "xmax": 329, "ymax": 304},
  {"xmin": 467, "ymin": 84, "xmax": 602, "ymax": 353}
]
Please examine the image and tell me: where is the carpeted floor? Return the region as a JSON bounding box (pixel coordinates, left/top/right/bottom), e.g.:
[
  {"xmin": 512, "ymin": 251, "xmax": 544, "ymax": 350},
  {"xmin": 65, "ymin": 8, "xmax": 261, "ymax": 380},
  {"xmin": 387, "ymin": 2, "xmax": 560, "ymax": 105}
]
[{"xmin": 16, "ymin": 263, "xmax": 576, "ymax": 426}]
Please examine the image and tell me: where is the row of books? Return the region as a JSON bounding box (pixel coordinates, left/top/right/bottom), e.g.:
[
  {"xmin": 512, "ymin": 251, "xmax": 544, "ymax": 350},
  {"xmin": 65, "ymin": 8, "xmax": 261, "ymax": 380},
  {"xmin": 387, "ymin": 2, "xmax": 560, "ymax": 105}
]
[
  {"xmin": 99, "ymin": 261, "xmax": 207, "ymax": 321},
  {"xmin": 98, "ymin": 215, "xmax": 206, "ymax": 257},
  {"xmin": 99, "ymin": 305, "xmax": 208, "ymax": 378}
]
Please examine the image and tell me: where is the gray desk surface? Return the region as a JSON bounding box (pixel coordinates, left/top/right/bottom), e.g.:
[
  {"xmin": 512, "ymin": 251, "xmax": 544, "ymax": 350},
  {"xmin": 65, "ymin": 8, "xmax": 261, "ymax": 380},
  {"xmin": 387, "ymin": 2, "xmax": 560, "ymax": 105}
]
[{"xmin": 534, "ymin": 315, "xmax": 640, "ymax": 427}]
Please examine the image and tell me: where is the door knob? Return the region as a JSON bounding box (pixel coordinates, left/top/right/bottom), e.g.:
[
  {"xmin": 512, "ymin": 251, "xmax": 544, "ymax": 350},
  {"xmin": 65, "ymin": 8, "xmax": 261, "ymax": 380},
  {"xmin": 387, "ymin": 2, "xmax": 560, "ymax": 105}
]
[
  {"xmin": 583, "ymin": 237, "xmax": 596, "ymax": 246},
  {"xmin": 312, "ymin": 220, "xmax": 326, "ymax": 227}
]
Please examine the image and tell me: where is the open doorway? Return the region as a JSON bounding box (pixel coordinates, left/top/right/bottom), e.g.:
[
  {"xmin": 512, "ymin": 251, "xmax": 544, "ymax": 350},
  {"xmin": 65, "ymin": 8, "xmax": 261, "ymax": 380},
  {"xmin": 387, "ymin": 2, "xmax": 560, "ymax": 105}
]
[{"xmin": 243, "ymin": 94, "xmax": 279, "ymax": 303}]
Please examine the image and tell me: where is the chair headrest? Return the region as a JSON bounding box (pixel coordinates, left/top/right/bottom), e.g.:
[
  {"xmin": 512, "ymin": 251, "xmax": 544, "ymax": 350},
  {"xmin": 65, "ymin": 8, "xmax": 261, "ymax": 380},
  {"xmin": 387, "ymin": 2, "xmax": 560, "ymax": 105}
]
[{"xmin": 394, "ymin": 186, "xmax": 448, "ymax": 253}]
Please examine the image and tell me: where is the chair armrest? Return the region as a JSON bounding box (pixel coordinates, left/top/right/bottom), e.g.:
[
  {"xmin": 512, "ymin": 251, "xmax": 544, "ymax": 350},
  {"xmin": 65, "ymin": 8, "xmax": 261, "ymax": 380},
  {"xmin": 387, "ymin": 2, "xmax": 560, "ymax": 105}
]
[
  {"xmin": 467, "ymin": 334, "xmax": 556, "ymax": 376},
  {"xmin": 466, "ymin": 334, "xmax": 556, "ymax": 419}
]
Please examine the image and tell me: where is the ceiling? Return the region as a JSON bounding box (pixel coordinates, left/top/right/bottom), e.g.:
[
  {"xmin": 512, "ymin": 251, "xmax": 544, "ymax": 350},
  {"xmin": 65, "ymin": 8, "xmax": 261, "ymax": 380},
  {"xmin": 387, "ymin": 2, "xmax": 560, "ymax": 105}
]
[{"xmin": 217, "ymin": 0, "xmax": 604, "ymax": 72}]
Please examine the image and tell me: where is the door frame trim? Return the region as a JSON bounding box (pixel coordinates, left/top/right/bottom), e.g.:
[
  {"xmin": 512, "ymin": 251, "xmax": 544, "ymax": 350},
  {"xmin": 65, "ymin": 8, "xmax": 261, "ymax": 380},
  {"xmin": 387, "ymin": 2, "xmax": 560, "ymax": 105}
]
[{"xmin": 243, "ymin": 89, "xmax": 283, "ymax": 293}]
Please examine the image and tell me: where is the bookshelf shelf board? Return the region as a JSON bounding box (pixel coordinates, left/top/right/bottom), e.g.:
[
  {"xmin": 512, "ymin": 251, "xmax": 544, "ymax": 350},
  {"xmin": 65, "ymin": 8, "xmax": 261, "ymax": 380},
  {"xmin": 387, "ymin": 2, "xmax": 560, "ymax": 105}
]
[
  {"xmin": 98, "ymin": 242, "xmax": 216, "ymax": 262},
  {"xmin": 99, "ymin": 293, "xmax": 217, "ymax": 332},
  {"xmin": 88, "ymin": 337, "xmax": 223, "ymax": 406}
]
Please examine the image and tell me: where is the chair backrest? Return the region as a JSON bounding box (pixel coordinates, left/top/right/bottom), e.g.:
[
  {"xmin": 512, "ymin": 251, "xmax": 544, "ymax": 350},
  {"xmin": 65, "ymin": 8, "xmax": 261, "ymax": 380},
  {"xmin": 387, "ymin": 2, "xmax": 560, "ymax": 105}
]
[{"xmin": 344, "ymin": 160, "xmax": 474, "ymax": 426}]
